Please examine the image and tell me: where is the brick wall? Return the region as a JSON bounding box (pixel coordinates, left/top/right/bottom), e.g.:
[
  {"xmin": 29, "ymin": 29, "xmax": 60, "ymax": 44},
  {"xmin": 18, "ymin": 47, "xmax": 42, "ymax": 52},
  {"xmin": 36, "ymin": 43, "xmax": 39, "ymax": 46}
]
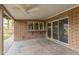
[
  {"xmin": 14, "ymin": 20, "xmax": 46, "ymax": 41},
  {"xmin": 47, "ymin": 6, "xmax": 79, "ymax": 49}
]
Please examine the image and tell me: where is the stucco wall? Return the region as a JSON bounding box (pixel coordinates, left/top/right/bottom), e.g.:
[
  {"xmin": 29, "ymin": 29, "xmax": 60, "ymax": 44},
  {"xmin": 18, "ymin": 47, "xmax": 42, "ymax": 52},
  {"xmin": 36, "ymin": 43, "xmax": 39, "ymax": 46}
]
[
  {"xmin": 47, "ymin": 6, "xmax": 79, "ymax": 49},
  {"xmin": 14, "ymin": 20, "xmax": 46, "ymax": 41}
]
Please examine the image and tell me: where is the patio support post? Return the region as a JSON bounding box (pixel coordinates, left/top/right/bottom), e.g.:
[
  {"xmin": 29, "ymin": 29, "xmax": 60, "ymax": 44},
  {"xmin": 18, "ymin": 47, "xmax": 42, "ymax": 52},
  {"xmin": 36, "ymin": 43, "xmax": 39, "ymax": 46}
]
[{"xmin": 0, "ymin": 8, "xmax": 3, "ymax": 55}]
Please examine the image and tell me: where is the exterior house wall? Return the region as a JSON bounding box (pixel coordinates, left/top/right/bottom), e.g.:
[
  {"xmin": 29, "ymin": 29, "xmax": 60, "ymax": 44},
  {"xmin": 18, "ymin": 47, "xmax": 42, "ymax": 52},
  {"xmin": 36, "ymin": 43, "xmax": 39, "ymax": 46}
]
[
  {"xmin": 47, "ymin": 6, "xmax": 79, "ymax": 49},
  {"xmin": 14, "ymin": 6, "xmax": 79, "ymax": 50},
  {"xmin": 14, "ymin": 20, "xmax": 46, "ymax": 41}
]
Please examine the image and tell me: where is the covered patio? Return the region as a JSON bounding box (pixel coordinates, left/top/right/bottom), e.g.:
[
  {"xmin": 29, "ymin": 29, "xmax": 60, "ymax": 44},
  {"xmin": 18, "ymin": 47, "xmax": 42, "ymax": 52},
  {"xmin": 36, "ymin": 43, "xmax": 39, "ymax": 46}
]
[{"xmin": 0, "ymin": 4, "xmax": 79, "ymax": 55}]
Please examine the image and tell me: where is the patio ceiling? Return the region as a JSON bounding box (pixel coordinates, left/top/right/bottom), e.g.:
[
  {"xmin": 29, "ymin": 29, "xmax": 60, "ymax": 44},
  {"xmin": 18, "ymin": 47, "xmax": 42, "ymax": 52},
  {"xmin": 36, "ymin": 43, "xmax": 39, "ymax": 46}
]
[{"xmin": 3, "ymin": 4, "xmax": 78, "ymax": 20}]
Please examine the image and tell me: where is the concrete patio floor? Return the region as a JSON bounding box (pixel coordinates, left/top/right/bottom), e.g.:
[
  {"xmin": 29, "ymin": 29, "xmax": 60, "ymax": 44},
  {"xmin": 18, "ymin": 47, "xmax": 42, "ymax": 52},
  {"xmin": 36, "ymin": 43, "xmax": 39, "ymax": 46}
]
[
  {"xmin": 5, "ymin": 39, "xmax": 79, "ymax": 55},
  {"xmin": 4, "ymin": 36, "xmax": 14, "ymax": 54}
]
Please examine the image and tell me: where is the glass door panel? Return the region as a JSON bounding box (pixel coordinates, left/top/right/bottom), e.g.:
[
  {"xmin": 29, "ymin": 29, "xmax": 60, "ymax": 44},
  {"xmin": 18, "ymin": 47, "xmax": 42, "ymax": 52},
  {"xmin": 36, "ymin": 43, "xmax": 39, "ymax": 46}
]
[
  {"xmin": 59, "ymin": 19, "xmax": 68, "ymax": 43},
  {"xmin": 47, "ymin": 23, "xmax": 51, "ymax": 38},
  {"xmin": 53, "ymin": 21, "xmax": 58, "ymax": 40}
]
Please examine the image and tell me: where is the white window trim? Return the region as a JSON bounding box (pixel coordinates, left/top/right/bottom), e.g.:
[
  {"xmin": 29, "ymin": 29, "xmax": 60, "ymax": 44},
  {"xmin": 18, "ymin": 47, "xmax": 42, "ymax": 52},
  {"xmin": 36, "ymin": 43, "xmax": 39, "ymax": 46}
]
[{"xmin": 27, "ymin": 21, "xmax": 45, "ymax": 31}]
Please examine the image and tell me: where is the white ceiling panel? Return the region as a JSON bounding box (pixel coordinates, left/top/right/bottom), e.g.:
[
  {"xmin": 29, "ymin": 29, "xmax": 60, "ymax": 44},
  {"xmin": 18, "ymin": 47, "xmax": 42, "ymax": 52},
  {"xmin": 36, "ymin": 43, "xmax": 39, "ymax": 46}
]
[{"xmin": 4, "ymin": 4, "xmax": 78, "ymax": 20}]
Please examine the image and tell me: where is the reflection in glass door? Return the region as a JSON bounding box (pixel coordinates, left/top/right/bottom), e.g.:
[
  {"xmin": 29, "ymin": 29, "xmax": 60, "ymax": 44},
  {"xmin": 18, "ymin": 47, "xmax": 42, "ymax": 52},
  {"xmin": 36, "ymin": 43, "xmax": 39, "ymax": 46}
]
[
  {"xmin": 47, "ymin": 18, "xmax": 68, "ymax": 44},
  {"xmin": 53, "ymin": 21, "xmax": 58, "ymax": 40},
  {"xmin": 47, "ymin": 23, "xmax": 51, "ymax": 38},
  {"xmin": 59, "ymin": 19, "xmax": 68, "ymax": 43}
]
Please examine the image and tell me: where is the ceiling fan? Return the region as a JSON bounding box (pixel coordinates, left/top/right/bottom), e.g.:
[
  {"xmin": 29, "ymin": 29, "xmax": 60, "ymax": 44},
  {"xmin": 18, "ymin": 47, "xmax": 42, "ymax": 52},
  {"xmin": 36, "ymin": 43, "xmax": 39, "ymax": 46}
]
[{"xmin": 15, "ymin": 4, "xmax": 39, "ymax": 15}]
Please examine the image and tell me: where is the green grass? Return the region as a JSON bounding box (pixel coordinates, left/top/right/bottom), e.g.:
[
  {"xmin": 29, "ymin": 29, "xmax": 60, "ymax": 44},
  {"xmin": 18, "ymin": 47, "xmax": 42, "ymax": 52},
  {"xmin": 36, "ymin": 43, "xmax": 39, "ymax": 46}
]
[{"xmin": 3, "ymin": 34, "xmax": 10, "ymax": 40}]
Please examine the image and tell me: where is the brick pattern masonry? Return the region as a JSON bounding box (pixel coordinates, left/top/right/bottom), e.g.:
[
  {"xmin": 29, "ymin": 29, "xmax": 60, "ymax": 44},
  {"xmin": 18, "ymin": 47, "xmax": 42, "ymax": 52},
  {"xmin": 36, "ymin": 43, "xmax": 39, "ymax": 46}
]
[{"xmin": 47, "ymin": 6, "xmax": 79, "ymax": 49}]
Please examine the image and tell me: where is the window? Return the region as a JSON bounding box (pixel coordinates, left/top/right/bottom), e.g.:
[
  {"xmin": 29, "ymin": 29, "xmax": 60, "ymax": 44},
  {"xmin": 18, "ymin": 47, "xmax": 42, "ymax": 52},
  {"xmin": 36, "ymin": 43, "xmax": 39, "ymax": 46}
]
[
  {"xmin": 39, "ymin": 22, "xmax": 44, "ymax": 30},
  {"xmin": 28, "ymin": 21, "xmax": 44, "ymax": 31},
  {"xmin": 34, "ymin": 22, "xmax": 38, "ymax": 30},
  {"xmin": 28, "ymin": 22, "xmax": 33, "ymax": 30}
]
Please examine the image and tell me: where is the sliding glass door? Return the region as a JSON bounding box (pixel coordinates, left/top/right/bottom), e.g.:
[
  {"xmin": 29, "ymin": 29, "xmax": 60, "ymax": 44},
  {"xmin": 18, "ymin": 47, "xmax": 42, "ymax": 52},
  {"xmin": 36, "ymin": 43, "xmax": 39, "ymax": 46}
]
[
  {"xmin": 53, "ymin": 21, "xmax": 58, "ymax": 40},
  {"xmin": 59, "ymin": 19, "xmax": 68, "ymax": 43},
  {"xmin": 47, "ymin": 18, "xmax": 68, "ymax": 44}
]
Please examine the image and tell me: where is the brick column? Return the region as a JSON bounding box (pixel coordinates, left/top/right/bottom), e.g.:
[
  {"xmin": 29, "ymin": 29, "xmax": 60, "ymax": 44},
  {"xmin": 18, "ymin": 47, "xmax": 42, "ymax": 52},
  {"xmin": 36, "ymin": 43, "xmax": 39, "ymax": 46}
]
[{"xmin": 0, "ymin": 9, "xmax": 3, "ymax": 55}]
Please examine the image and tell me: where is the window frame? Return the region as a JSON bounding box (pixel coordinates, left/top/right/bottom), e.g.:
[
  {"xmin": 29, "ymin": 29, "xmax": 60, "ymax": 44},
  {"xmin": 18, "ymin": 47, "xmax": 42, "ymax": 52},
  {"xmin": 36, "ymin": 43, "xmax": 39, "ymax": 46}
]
[{"xmin": 27, "ymin": 21, "xmax": 45, "ymax": 31}]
